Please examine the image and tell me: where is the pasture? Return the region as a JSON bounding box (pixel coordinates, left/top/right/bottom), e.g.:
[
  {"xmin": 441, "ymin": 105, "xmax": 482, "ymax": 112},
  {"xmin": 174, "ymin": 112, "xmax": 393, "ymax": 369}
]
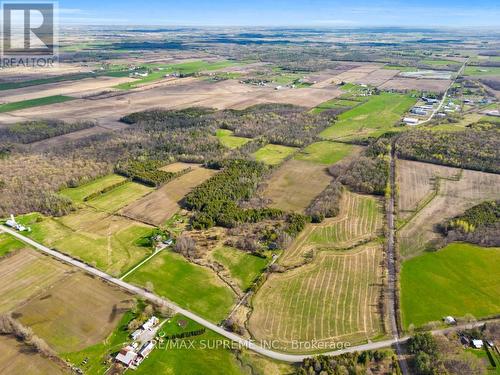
[
  {"xmin": 59, "ymin": 174, "xmax": 127, "ymax": 203},
  {"xmin": 16, "ymin": 273, "xmax": 133, "ymax": 353},
  {"xmin": 319, "ymin": 92, "xmax": 416, "ymax": 140},
  {"xmin": 252, "ymin": 144, "xmax": 298, "ymax": 165},
  {"xmin": 121, "ymin": 166, "xmax": 217, "ymax": 226},
  {"xmin": 216, "ymin": 129, "xmax": 251, "ymax": 149},
  {"xmin": 0, "ymin": 250, "xmax": 69, "ymax": 313},
  {"xmin": 262, "ymin": 159, "xmax": 332, "ymax": 213},
  {"xmin": 464, "ymin": 66, "xmax": 500, "ymax": 77},
  {"xmin": 0, "ymin": 336, "xmax": 68, "ymax": 375},
  {"xmin": 0, "ymin": 232, "xmax": 26, "ymax": 257},
  {"xmin": 249, "ymin": 244, "xmax": 384, "ymax": 352},
  {"xmin": 18, "ymin": 211, "xmax": 154, "ymax": 277},
  {"xmin": 397, "ymin": 163, "xmax": 500, "ymax": 258},
  {"xmin": 212, "ymin": 246, "xmax": 269, "ymax": 291},
  {"xmin": 86, "ymin": 181, "xmax": 153, "ymax": 212},
  {"xmin": 282, "ymin": 191, "xmax": 383, "ymax": 267},
  {"xmin": 0, "ymin": 95, "xmax": 75, "ymax": 113},
  {"xmin": 294, "ymin": 141, "xmax": 357, "ymax": 165},
  {"xmin": 160, "ymin": 162, "xmax": 196, "ymax": 173},
  {"xmin": 125, "ymin": 250, "xmax": 235, "ymax": 322},
  {"xmin": 401, "ymin": 243, "xmax": 500, "ymax": 328}
]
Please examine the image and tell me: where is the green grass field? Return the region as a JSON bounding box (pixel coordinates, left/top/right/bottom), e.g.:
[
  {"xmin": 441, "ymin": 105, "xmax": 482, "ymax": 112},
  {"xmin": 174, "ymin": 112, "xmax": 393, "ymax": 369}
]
[
  {"xmin": 115, "ymin": 60, "xmax": 239, "ymax": 90},
  {"xmin": 294, "ymin": 141, "xmax": 354, "ymax": 165},
  {"xmin": 319, "ymin": 92, "xmax": 416, "ymax": 140},
  {"xmin": 311, "ymin": 98, "xmax": 362, "ymax": 114},
  {"xmin": 464, "ymin": 66, "xmax": 500, "ymax": 77},
  {"xmin": 87, "ymin": 181, "xmax": 153, "ymax": 212},
  {"xmin": 0, "ymin": 95, "xmax": 75, "ymax": 113},
  {"xmin": 0, "ymin": 233, "xmax": 26, "ymax": 257},
  {"xmin": 0, "ymin": 71, "xmax": 126, "ymax": 91},
  {"xmin": 212, "ymin": 247, "xmax": 269, "ymax": 291},
  {"xmin": 216, "ymin": 129, "xmax": 251, "ymax": 149},
  {"xmin": 126, "ymin": 250, "xmax": 235, "ymax": 322},
  {"xmin": 252, "ymin": 144, "xmax": 298, "ymax": 165},
  {"xmin": 382, "ymin": 65, "xmax": 419, "ymax": 72},
  {"xmin": 401, "ymin": 243, "xmax": 500, "ymax": 328},
  {"xmin": 16, "ymin": 212, "xmax": 153, "ymax": 277},
  {"xmin": 421, "ymin": 58, "xmax": 460, "ymax": 66},
  {"xmin": 59, "ymin": 174, "xmax": 127, "ymax": 203}
]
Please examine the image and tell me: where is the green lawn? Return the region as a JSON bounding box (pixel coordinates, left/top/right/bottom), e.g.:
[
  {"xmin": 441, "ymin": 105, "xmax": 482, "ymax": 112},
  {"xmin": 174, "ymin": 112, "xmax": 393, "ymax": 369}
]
[
  {"xmin": 319, "ymin": 92, "xmax": 417, "ymax": 141},
  {"xmin": 252, "ymin": 144, "xmax": 298, "ymax": 166},
  {"xmin": 212, "ymin": 247, "xmax": 269, "ymax": 291},
  {"xmin": 0, "ymin": 233, "xmax": 26, "ymax": 257},
  {"xmin": 401, "ymin": 243, "xmax": 500, "ymax": 328},
  {"xmin": 115, "ymin": 60, "xmax": 239, "ymax": 90},
  {"xmin": 216, "ymin": 129, "xmax": 251, "ymax": 149},
  {"xmin": 126, "ymin": 250, "xmax": 235, "ymax": 322},
  {"xmin": 87, "ymin": 181, "xmax": 153, "ymax": 212},
  {"xmin": 59, "ymin": 174, "xmax": 127, "ymax": 203},
  {"xmin": 464, "ymin": 66, "xmax": 500, "ymax": 77},
  {"xmin": 295, "ymin": 141, "xmax": 354, "ymax": 165},
  {"xmin": 0, "ymin": 95, "xmax": 75, "ymax": 113}
]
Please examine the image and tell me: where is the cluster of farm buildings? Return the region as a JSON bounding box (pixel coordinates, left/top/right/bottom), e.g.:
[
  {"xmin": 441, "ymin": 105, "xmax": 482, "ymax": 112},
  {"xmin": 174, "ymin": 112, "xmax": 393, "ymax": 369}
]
[{"xmin": 115, "ymin": 316, "xmax": 160, "ymax": 370}]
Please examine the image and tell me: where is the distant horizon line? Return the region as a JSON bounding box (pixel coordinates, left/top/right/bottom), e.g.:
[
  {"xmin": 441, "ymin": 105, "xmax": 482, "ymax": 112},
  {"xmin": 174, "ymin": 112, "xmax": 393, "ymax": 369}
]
[{"xmin": 59, "ymin": 24, "xmax": 500, "ymax": 31}]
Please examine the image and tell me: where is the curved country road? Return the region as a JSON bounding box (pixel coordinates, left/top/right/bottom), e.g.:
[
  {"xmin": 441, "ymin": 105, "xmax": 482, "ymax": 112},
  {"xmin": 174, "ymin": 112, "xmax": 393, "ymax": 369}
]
[{"xmin": 0, "ymin": 225, "xmax": 494, "ymax": 363}]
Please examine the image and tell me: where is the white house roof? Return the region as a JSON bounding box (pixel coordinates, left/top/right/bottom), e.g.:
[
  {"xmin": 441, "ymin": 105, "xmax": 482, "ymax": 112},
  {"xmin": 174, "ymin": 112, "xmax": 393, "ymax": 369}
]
[{"xmin": 472, "ymin": 339, "xmax": 483, "ymax": 348}]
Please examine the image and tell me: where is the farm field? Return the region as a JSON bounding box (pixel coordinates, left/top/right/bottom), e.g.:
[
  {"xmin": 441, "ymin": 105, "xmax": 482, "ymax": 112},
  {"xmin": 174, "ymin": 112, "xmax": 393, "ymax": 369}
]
[
  {"xmin": 464, "ymin": 66, "xmax": 500, "ymax": 77},
  {"xmin": 378, "ymin": 77, "xmax": 451, "ymax": 93},
  {"xmin": 397, "ymin": 163, "xmax": 500, "ymax": 258},
  {"xmin": 160, "ymin": 162, "xmax": 197, "ymax": 173},
  {"xmin": 0, "ymin": 232, "xmax": 26, "ymax": 257},
  {"xmin": 396, "ymin": 159, "xmax": 461, "ymax": 220},
  {"xmin": 121, "ymin": 166, "xmax": 217, "ymax": 226},
  {"xmin": 401, "ymin": 243, "xmax": 500, "ymax": 328},
  {"xmin": 0, "ymin": 249, "xmax": 70, "ymax": 313},
  {"xmin": 249, "ymin": 244, "xmax": 384, "ymax": 352},
  {"xmin": 421, "ymin": 58, "xmax": 461, "ymax": 66},
  {"xmin": 281, "ymin": 191, "xmax": 383, "ymax": 267},
  {"xmin": 262, "ymin": 159, "xmax": 332, "ymax": 213},
  {"xmin": 0, "ymin": 335, "xmax": 68, "ymax": 375},
  {"xmin": 0, "ymin": 95, "xmax": 75, "ymax": 113},
  {"xmin": 212, "ymin": 246, "xmax": 269, "ymax": 291},
  {"xmin": 86, "ymin": 181, "xmax": 153, "ymax": 212},
  {"xmin": 252, "ymin": 144, "xmax": 298, "ymax": 165},
  {"xmin": 59, "ymin": 173, "xmax": 127, "ymax": 203},
  {"xmin": 16, "ymin": 273, "xmax": 133, "ymax": 353},
  {"xmin": 319, "ymin": 92, "xmax": 416, "ymax": 140},
  {"xmin": 17, "ymin": 211, "xmax": 153, "ymax": 277},
  {"xmin": 294, "ymin": 141, "xmax": 358, "ymax": 165},
  {"xmin": 125, "ymin": 249, "xmax": 235, "ymax": 322},
  {"xmin": 216, "ymin": 129, "xmax": 251, "ymax": 149},
  {"xmin": 115, "ymin": 60, "xmax": 240, "ymax": 90}
]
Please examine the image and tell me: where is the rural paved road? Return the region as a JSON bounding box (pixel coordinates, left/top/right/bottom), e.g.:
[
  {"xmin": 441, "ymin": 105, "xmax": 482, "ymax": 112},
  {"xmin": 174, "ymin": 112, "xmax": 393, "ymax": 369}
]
[{"xmin": 1, "ymin": 225, "xmax": 495, "ymax": 363}]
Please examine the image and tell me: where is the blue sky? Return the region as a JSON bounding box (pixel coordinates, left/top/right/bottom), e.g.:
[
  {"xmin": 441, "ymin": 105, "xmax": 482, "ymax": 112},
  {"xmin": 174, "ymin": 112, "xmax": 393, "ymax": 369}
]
[{"xmin": 58, "ymin": 0, "xmax": 500, "ymax": 27}]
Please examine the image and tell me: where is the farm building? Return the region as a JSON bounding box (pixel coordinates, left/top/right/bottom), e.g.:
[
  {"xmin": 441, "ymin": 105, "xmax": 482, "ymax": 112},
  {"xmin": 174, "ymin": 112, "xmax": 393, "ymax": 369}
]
[
  {"xmin": 472, "ymin": 339, "xmax": 484, "ymax": 349},
  {"xmin": 403, "ymin": 117, "xmax": 419, "ymax": 125},
  {"xmin": 115, "ymin": 346, "xmax": 138, "ymax": 367}
]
